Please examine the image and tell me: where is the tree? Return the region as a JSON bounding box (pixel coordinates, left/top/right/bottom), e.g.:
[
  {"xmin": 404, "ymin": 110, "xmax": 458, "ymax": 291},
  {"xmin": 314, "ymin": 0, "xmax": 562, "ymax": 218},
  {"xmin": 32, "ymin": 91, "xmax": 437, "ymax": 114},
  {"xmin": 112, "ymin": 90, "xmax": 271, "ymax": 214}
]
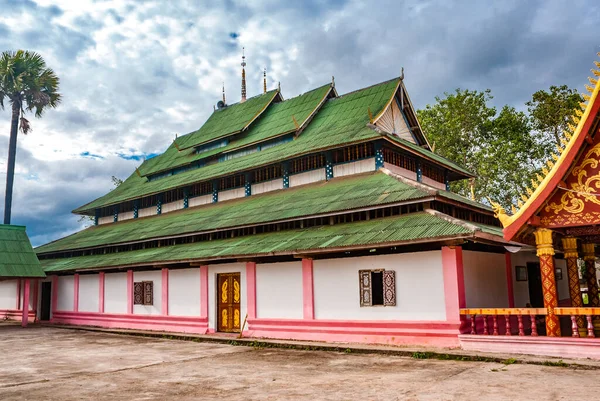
[
  {"xmin": 526, "ymin": 85, "xmax": 582, "ymax": 159},
  {"xmin": 0, "ymin": 50, "xmax": 61, "ymax": 224},
  {"xmin": 417, "ymin": 89, "xmax": 540, "ymax": 209},
  {"xmin": 78, "ymin": 176, "xmax": 123, "ymax": 227}
]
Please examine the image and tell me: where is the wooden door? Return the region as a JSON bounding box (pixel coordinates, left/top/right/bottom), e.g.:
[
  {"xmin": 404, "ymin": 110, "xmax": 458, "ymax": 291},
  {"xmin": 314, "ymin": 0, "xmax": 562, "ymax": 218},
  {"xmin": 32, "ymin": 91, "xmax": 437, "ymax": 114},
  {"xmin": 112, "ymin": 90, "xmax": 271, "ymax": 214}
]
[
  {"xmin": 40, "ymin": 282, "xmax": 52, "ymax": 321},
  {"xmin": 217, "ymin": 273, "xmax": 241, "ymax": 332}
]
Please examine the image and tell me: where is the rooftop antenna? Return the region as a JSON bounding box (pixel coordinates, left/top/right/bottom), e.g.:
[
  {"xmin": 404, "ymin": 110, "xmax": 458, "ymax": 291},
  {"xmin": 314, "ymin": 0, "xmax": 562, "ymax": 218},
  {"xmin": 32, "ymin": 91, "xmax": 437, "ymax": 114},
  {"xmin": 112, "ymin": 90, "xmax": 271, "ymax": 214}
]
[
  {"xmin": 241, "ymin": 47, "xmax": 247, "ymax": 102},
  {"xmin": 263, "ymin": 68, "xmax": 267, "ymax": 94}
]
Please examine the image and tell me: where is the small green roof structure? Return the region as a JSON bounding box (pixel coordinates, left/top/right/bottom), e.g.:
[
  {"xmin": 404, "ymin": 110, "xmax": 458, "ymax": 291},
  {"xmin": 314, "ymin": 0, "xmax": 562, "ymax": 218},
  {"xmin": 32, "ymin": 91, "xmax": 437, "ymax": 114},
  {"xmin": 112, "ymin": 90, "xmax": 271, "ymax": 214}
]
[{"xmin": 0, "ymin": 225, "xmax": 45, "ymax": 278}]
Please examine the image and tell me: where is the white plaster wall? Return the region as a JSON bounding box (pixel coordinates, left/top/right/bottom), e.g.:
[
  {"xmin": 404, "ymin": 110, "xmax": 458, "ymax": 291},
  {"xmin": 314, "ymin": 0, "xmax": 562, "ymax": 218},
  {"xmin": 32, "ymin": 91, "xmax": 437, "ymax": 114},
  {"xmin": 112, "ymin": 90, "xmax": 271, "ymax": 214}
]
[
  {"xmin": 208, "ymin": 263, "xmax": 246, "ymax": 331},
  {"xmin": 118, "ymin": 211, "xmax": 134, "ymax": 221},
  {"xmin": 462, "ymin": 251, "xmax": 508, "ymax": 308},
  {"xmin": 256, "ymin": 262, "xmax": 303, "ymax": 319},
  {"xmin": 18, "ymin": 280, "xmax": 34, "ymax": 310},
  {"xmin": 555, "ymin": 259, "xmax": 569, "ymax": 301},
  {"xmin": 219, "ymin": 187, "xmax": 245, "ymax": 202},
  {"xmin": 313, "ymin": 252, "xmax": 446, "ymax": 321},
  {"xmin": 333, "ymin": 159, "xmax": 375, "ymax": 178},
  {"xmin": 0, "ymin": 280, "xmax": 18, "ymax": 309},
  {"xmin": 384, "ymin": 164, "xmax": 417, "ymax": 181},
  {"xmin": 57, "ymin": 276, "xmax": 75, "ymax": 311},
  {"xmin": 510, "ymin": 251, "xmax": 539, "ymax": 308},
  {"xmin": 289, "ymin": 169, "xmax": 326, "ymax": 187},
  {"xmin": 98, "ymin": 216, "xmax": 113, "ymax": 225},
  {"xmin": 189, "ymin": 194, "xmax": 212, "ymax": 208},
  {"xmin": 36, "ymin": 277, "xmax": 54, "ymax": 320},
  {"xmin": 168, "ymin": 268, "xmax": 201, "ymax": 316},
  {"xmin": 163, "ymin": 200, "xmax": 184, "ymax": 214},
  {"xmin": 422, "ymin": 176, "xmax": 446, "ymax": 190},
  {"xmin": 138, "ymin": 206, "xmax": 156, "ymax": 218},
  {"xmin": 78, "ymin": 274, "xmax": 99, "ymax": 312},
  {"xmin": 252, "ymin": 178, "xmax": 283, "ymax": 195},
  {"xmin": 133, "ymin": 270, "xmax": 162, "ymax": 315},
  {"xmin": 104, "ymin": 272, "xmax": 127, "ymax": 314}
]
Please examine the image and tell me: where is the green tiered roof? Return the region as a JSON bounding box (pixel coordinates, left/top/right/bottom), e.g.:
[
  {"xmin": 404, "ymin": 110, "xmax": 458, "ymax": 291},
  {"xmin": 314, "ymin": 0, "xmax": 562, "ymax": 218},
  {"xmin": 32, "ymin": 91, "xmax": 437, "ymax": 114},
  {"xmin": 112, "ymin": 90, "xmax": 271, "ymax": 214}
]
[
  {"xmin": 0, "ymin": 225, "xmax": 45, "ymax": 278},
  {"xmin": 40, "ymin": 212, "xmax": 504, "ymax": 273},
  {"xmin": 74, "ymin": 78, "xmax": 471, "ymax": 214}
]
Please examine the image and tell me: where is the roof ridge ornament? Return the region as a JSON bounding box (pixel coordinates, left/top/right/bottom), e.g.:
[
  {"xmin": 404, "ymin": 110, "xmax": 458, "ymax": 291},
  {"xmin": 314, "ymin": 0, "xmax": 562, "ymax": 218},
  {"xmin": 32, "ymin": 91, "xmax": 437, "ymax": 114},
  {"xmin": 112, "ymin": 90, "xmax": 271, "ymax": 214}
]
[
  {"xmin": 241, "ymin": 47, "xmax": 247, "ymax": 103},
  {"xmin": 331, "ymin": 76, "xmax": 335, "ymax": 88},
  {"xmin": 400, "ymin": 67, "xmax": 404, "ymax": 81},
  {"xmin": 263, "ymin": 68, "xmax": 267, "ymax": 94},
  {"xmin": 222, "ymin": 82, "xmax": 226, "ymax": 104}
]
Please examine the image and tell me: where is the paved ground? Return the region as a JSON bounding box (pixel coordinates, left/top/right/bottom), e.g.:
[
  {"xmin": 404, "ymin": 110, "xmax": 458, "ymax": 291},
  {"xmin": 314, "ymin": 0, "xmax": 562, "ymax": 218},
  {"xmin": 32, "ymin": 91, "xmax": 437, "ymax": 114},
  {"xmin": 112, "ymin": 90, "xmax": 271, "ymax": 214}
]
[{"xmin": 1, "ymin": 326, "xmax": 599, "ymax": 400}]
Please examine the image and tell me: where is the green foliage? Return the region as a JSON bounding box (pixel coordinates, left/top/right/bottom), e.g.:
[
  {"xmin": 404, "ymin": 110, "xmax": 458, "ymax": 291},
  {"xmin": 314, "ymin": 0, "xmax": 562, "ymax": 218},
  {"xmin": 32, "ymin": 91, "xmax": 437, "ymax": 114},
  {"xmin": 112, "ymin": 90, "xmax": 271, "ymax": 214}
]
[{"xmin": 418, "ymin": 86, "xmax": 579, "ymax": 210}]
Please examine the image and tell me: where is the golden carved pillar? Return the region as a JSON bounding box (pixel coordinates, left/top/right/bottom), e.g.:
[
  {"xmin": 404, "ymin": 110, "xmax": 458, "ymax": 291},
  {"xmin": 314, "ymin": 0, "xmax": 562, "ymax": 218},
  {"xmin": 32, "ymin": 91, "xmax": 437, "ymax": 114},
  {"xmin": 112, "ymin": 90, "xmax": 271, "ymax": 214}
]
[
  {"xmin": 534, "ymin": 228, "xmax": 561, "ymax": 337},
  {"xmin": 561, "ymin": 237, "xmax": 585, "ymax": 333},
  {"xmin": 582, "ymin": 243, "xmax": 599, "ymax": 312}
]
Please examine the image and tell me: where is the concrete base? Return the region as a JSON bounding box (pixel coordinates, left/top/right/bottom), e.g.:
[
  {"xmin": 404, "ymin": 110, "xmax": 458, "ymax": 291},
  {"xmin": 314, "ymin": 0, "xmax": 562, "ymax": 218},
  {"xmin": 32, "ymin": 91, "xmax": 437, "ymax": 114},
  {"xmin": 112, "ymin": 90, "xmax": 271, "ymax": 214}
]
[{"xmin": 459, "ymin": 334, "xmax": 600, "ymax": 360}]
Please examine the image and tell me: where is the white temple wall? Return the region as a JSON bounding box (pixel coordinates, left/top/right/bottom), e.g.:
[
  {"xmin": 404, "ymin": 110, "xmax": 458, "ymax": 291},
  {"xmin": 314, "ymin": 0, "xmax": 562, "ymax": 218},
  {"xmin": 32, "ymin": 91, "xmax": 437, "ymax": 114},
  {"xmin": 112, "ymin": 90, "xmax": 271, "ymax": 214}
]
[
  {"xmin": 18, "ymin": 280, "xmax": 34, "ymax": 310},
  {"xmin": 219, "ymin": 187, "xmax": 245, "ymax": 202},
  {"xmin": 98, "ymin": 216, "xmax": 113, "ymax": 225},
  {"xmin": 313, "ymin": 252, "xmax": 446, "ymax": 321},
  {"xmin": 118, "ymin": 211, "xmax": 134, "ymax": 221},
  {"xmin": 422, "ymin": 176, "xmax": 446, "ymax": 190},
  {"xmin": 208, "ymin": 263, "xmax": 247, "ymax": 331},
  {"xmin": 189, "ymin": 194, "xmax": 212, "ymax": 208},
  {"xmin": 168, "ymin": 268, "xmax": 201, "ymax": 317},
  {"xmin": 383, "ymin": 164, "xmax": 417, "ymax": 181},
  {"xmin": 78, "ymin": 274, "xmax": 99, "ymax": 312},
  {"xmin": 133, "ymin": 270, "xmax": 162, "ymax": 315},
  {"xmin": 510, "ymin": 251, "xmax": 540, "ymax": 308},
  {"xmin": 256, "ymin": 262, "xmax": 303, "ymax": 319},
  {"xmin": 332, "ymin": 158, "xmax": 375, "ymax": 178},
  {"xmin": 462, "ymin": 251, "xmax": 508, "ymax": 308},
  {"xmin": 162, "ymin": 200, "xmax": 184, "ymax": 214},
  {"xmin": 252, "ymin": 178, "xmax": 283, "ymax": 195},
  {"xmin": 57, "ymin": 276, "xmax": 75, "ymax": 311},
  {"xmin": 555, "ymin": 259, "xmax": 569, "ymax": 301},
  {"xmin": 0, "ymin": 280, "xmax": 18, "ymax": 310},
  {"xmin": 104, "ymin": 272, "xmax": 127, "ymax": 314},
  {"xmin": 289, "ymin": 169, "xmax": 326, "ymax": 187},
  {"xmin": 138, "ymin": 206, "xmax": 156, "ymax": 218}
]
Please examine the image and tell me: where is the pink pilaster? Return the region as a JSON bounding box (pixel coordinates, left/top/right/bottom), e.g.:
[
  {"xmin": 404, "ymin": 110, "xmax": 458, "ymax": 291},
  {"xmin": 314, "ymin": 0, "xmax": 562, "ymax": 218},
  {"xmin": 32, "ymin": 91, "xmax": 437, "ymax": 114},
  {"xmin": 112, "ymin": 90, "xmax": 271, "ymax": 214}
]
[
  {"xmin": 73, "ymin": 274, "xmax": 80, "ymax": 312},
  {"xmin": 302, "ymin": 258, "xmax": 315, "ymax": 320},
  {"xmin": 200, "ymin": 265, "xmax": 208, "ymax": 319},
  {"xmin": 505, "ymin": 252, "xmax": 515, "ymax": 308},
  {"xmin": 161, "ymin": 268, "xmax": 169, "ymax": 316},
  {"xmin": 442, "ymin": 246, "xmax": 465, "ymax": 322},
  {"xmin": 16, "ymin": 279, "xmax": 21, "ymax": 309},
  {"xmin": 99, "ymin": 272, "xmax": 105, "ymax": 313},
  {"xmin": 32, "ymin": 279, "xmax": 39, "ymax": 318},
  {"xmin": 126, "ymin": 270, "xmax": 133, "ymax": 314},
  {"xmin": 21, "ymin": 279, "xmax": 30, "ymax": 327},
  {"xmin": 51, "ymin": 276, "xmax": 58, "ymax": 314},
  {"xmin": 246, "ymin": 262, "xmax": 257, "ymax": 319}
]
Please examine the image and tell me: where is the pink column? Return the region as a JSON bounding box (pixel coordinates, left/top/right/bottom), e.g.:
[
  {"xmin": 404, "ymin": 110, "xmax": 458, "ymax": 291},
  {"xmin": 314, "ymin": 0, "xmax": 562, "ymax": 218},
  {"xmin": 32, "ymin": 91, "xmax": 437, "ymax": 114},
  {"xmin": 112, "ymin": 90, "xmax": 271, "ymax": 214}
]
[
  {"xmin": 161, "ymin": 268, "xmax": 169, "ymax": 316},
  {"xmin": 200, "ymin": 265, "xmax": 208, "ymax": 319},
  {"xmin": 32, "ymin": 279, "xmax": 39, "ymax": 318},
  {"xmin": 302, "ymin": 258, "xmax": 315, "ymax": 320},
  {"xmin": 505, "ymin": 252, "xmax": 515, "ymax": 308},
  {"xmin": 16, "ymin": 279, "xmax": 21, "ymax": 310},
  {"xmin": 99, "ymin": 272, "xmax": 105, "ymax": 313},
  {"xmin": 246, "ymin": 262, "xmax": 257, "ymax": 319},
  {"xmin": 51, "ymin": 276, "xmax": 58, "ymax": 314},
  {"xmin": 73, "ymin": 274, "xmax": 80, "ymax": 312},
  {"xmin": 441, "ymin": 246, "xmax": 465, "ymax": 322},
  {"xmin": 21, "ymin": 279, "xmax": 30, "ymax": 327},
  {"xmin": 126, "ymin": 270, "xmax": 133, "ymax": 314}
]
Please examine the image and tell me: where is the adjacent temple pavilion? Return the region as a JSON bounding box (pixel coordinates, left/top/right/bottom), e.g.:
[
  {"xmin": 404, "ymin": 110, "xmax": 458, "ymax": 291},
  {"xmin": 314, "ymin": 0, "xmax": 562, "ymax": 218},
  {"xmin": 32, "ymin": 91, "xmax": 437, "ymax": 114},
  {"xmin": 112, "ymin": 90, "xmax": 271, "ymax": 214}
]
[{"xmin": 1, "ymin": 53, "xmax": 599, "ymax": 356}]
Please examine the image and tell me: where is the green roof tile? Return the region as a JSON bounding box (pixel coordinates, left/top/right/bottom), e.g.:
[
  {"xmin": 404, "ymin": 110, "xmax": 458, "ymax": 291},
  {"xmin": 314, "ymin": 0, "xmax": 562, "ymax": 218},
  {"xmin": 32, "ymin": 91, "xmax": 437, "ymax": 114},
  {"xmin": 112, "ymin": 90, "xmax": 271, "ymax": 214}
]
[
  {"xmin": 39, "ymin": 212, "xmax": 479, "ymax": 273},
  {"xmin": 39, "ymin": 171, "xmax": 432, "ymax": 254},
  {"xmin": 0, "ymin": 225, "xmax": 45, "ymax": 278}
]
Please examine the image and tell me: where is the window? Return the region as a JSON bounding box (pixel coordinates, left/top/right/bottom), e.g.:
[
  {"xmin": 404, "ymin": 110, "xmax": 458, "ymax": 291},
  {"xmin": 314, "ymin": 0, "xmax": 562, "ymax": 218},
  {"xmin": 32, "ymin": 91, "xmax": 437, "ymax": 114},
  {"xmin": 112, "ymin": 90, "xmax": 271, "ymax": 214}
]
[
  {"xmin": 359, "ymin": 270, "xmax": 396, "ymax": 306},
  {"xmin": 134, "ymin": 281, "xmax": 154, "ymax": 305}
]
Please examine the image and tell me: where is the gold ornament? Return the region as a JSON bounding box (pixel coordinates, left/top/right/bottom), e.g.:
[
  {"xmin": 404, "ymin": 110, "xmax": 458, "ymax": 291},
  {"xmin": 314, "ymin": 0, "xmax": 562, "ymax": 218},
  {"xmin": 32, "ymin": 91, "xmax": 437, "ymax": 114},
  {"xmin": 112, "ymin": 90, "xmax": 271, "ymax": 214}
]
[{"xmin": 534, "ymin": 228, "xmax": 555, "ymax": 257}]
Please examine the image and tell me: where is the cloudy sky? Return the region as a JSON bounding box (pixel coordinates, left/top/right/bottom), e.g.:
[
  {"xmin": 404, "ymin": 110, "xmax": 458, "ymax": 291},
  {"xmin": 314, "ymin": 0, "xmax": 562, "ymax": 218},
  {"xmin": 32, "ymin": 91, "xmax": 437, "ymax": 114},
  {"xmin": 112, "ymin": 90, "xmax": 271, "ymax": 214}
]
[{"xmin": 0, "ymin": 0, "xmax": 598, "ymax": 246}]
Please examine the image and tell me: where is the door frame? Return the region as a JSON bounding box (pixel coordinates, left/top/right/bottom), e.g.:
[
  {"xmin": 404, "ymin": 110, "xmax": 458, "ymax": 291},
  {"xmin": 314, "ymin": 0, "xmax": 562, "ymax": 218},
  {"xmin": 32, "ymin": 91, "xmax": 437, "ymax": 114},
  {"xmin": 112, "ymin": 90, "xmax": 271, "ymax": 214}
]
[
  {"xmin": 216, "ymin": 272, "xmax": 242, "ymax": 333},
  {"xmin": 40, "ymin": 281, "xmax": 52, "ymax": 321}
]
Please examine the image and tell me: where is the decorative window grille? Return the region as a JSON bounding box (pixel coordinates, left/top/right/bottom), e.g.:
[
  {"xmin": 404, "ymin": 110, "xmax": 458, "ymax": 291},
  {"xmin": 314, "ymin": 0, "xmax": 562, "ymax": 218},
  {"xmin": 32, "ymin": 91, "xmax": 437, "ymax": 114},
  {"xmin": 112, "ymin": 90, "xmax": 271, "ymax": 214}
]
[
  {"xmin": 422, "ymin": 163, "xmax": 445, "ymax": 183},
  {"xmin": 253, "ymin": 165, "xmax": 282, "ymax": 183},
  {"xmin": 383, "ymin": 148, "xmax": 416, "ymax": 172},
  {"xmin": 189, "ymin": 182, "xmax": 213, "ymax": 197},
  {"xmin": 290, "ymin": 154, "xmax": 325, "ymax": 174},
  {"xmin": 332, "ymin": 143, "xmax": 375, "ymax": 164},
  {"xmin": 359, "ymin": 270, "xmax": 396, "ymax": 307},
  {"xmin": 219, "ymin": 174, "xmax": 246, "ymax": 190},
  {"xmin": 133, "ymin": 281, "xmax": 154, "ymax": 305}
]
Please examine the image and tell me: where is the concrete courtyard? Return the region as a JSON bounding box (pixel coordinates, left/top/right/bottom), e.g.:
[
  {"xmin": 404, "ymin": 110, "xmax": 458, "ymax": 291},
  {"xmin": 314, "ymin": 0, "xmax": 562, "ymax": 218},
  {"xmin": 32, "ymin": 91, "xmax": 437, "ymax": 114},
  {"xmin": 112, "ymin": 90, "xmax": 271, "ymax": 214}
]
[{"xmin": 1, "ymin": 326, "xmax": 599, "ymax": 400}]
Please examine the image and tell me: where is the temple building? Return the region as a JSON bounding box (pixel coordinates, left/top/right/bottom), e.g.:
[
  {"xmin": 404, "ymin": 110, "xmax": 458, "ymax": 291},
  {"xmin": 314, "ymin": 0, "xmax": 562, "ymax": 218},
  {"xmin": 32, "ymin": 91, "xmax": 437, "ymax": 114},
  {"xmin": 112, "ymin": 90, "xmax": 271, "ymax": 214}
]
[{"xmin": 1, "ymin": 54, "xmax": 599, "ymax": 356}]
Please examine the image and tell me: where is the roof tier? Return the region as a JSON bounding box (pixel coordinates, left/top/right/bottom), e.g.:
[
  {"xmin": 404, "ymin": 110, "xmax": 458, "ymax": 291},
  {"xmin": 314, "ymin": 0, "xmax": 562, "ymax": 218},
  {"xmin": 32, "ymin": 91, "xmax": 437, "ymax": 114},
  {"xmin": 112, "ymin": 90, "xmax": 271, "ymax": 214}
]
[{"xmin": 0, "ymin": 225, "xmax": 45, "ymax": 278}]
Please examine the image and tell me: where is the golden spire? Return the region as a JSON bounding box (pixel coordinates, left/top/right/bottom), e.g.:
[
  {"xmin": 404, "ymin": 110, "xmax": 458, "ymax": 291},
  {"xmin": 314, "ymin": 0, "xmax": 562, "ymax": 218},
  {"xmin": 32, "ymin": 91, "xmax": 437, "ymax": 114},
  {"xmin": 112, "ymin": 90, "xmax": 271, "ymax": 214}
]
[
  {"xmin": 241, "ymin": 47, "xmax": 247, "ymax": 103},
  {"xmin": 263, "ymin": 68, "xmax": 267, "ymax": 94}
]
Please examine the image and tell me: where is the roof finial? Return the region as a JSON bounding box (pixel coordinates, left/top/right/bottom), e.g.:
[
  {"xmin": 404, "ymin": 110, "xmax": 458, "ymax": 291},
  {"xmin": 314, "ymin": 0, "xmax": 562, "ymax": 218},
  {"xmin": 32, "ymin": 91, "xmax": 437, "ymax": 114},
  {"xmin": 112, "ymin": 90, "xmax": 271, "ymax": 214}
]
[
  {"xmin": 331, "ymin": 76, "xmax": 335, "ymax": 88},
  {"xmin": 278, "ymin": 81, "xmax": 281, "ymax": 92},
  {"xmin": 222, "ymin": 82, "xmax": 226, "ymax": 104},
  {"xmin": 241, "ymin": 47, "xmax": 247, "ymax": 103},
  {"xmin": 400, "ymin": 67, "xmax": 404, "ymax": 81},
  {"xmin": 263, "ymin": 68, "xmax": 267, "ymax": 94}
]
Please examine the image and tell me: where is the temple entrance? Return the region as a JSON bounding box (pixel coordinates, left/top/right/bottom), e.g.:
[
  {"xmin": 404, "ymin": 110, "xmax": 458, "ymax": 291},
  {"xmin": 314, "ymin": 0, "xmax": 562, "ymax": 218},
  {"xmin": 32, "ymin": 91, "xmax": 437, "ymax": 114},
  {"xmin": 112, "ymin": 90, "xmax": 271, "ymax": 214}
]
[
  {"xmin": 217, "ymin": 273, "xmax": 241, "ymax": 333},
  {"xmin": 40, "ymin": 281, "xmax": 52, "ymax": 321},
  {"xmin": 527, "ymin": 262, "xmax": 544, "ymax": 308}
]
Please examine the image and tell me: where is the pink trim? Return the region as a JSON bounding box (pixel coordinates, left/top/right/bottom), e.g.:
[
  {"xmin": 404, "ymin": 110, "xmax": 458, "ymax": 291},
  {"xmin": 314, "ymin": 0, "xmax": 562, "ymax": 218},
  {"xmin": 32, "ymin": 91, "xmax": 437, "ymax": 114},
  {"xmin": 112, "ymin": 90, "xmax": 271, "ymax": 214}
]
[
  {"xmin": 161, "ymin": 268, "xmax": 169, "ymax": 316},
  {"xmin": 1, "ymin": 309, "xmax": 35, "ymax": 322},
  {"xmin": 460, "ymin": 335, "xmax": 600, "ymax": 360},
  {"xmin": 32, "ymin": 279, "xmax": 39, "ymax": 320},
  {"xmin": 21, "ymin": 279, "xmax": 30, "ymax": 327},
  {"xmin": 51, "ymin": 311, "xmax": 208, "ymax": 334},
  {"xmin": 16, "ymin": 279, "xmax": 21, "ymax": 310},
  {"xmin": 200, "ymin": 266, "xmax": 208, "ymax": 319},
  {"xmin": 51, "ymin": 276, "xmax": 58, "ymax": 314},
  {"xmin": 247, "ymin": 318, "xmax": 460, "ymax": 347},
  {"xmin": 246, "ymin": 262, "xmax": 257, "ymax": 319},
  {"xmin": 302, "ymin": 259, "xmax": 314, "ymax": 320},
  {"xmin": 505, "ymin": 252, "xmax": 515, "ymax": 308},
  {"xmin": 442, "ymin": 246, "xmax": 465, "ymax": 322},
  {"xmin": 99, "ymin": 272, "xmax": 105, "ymax": 313},
  {"xmin": 126, "ymin": 270, "xmax": 133, "ymax": 314},
  {"xmin": 73, "ymin": 274, "xmax": 79, "ymax": 312}
]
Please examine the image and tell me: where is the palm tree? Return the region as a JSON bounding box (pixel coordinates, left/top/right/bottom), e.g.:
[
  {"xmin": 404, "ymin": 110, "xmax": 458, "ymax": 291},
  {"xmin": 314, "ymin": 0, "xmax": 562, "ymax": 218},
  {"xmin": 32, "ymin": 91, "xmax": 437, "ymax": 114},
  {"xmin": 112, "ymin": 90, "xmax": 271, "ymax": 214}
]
[{"xmin": 0, "ymin": 50, "xmax": 61, "ymax": 224}]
